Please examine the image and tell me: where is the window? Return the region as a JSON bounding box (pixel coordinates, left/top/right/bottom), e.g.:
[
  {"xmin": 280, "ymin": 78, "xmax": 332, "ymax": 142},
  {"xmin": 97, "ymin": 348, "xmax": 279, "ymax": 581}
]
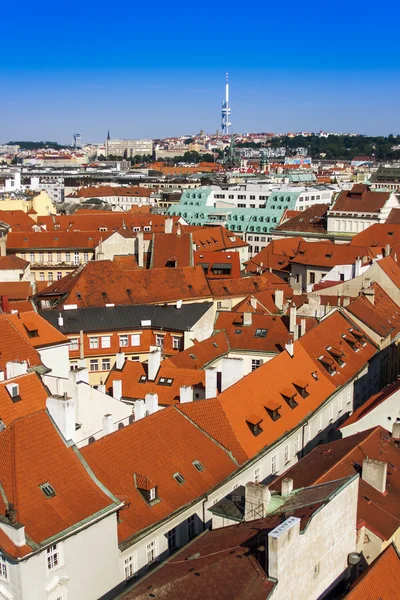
[
  {"xmin": 193, "ymin": 460, "xmax": 204, "ymax": 472},
  {"xmin": 172, "ymin": 336, "xmax": 181, "ymax": 350},
  {"xmin": 39, "ymin": 272, "xmax": 45, "ymax": 281},
  {"xmin": 146, "ymin": 541, "xmax": 156, "ymax": 565},
  {"xmin": 102, "ymin": 358, "xmax": 111, "ymax": 371},
  {"xmin": 149, "ymin": 487, "xmax": 156, "ymax": 501},
  {"xmin": 187, "ymin": 515, "xmax": 196, "ymax": 540},
  {"xmin": 173, "ymin": 472, "xmax": 185, "ymax": 484},
  {"xmin": 89, "ymin": 337, "xmax": 99, "ymax": 349},
  {"xmin": 48, "ymin": 272, "xmax": 53, "ymax": 282},
  {"xmin": 57, "ymin": 272, "xmax": 62, "ymax": 280},
  {"xmin": 156, "ymin": 334, "xmax": 164, "ymax": 347},
  {"xmin": 216, "ymin": 301, "xmax": 222, "ymax": 309},
  {"xmin": 90, "ymin": 359, "xmax": 99, "ymax": 372},
  {"xmin": 30, "ymin": 252, "xmax": 35, "ymax": 262},
  {"xmin": 309, "ymin": 272, "xmax": 316, "ymax": 284},
  {"xmin": 131, "ymin": 334, "xmax": 141, "ymax": 346},
  {"xmin": 101, "ymin": 336, "xmax": 111, "ymax": 348},
  {"xmin": 39, "ymin": 253, "xmax": 44, "ymax": 262},
  {"xmin": 167, "ymin": 527, "xmax": 178, "ymax": 552},
  {"xmin": 0, "ymin": 554, "xmax": 8, "ymax": 581},
  {"xmin": 119, "ymin": 335, "xmax": 129, "ymax": 347},
  {"xmin": 74, "ymin": 251, "xmax": 80, "ymax": 265},
  {"xmin": 284, "ymin": 444, "xmax": 290, "ymax": 464},
  {"xmin": 47, "ymin": 252, "xmax": 53, "ymax": 263},
  {"xmin": 124, "ymin": 555, "xmax": 135, "ymax": 580},
  {"xmin": 65, "ymin": 252, "xmax": 70, "ymax": 262},
  {"xmin": 294, "ymin": 436, "xmax": 299, "ymax": 456},
  {"xmin": 39, "ymin": 482, "xmax": 56, "ymax": 498},
  {"xmin": 254, "ymin": 329, "xmax": 267, "ymax": 338},
  {"xmin": 254, "ymin": 467, "xmax": 260, "ymax": 483},
  {"xmin": 69, "ymin": 338, "xmax": 79, "ymax": 351},
  {"xmin": 56, "ymin": 252, "xmax": 62, "ymax": 262},
  {"xmin": 83, "ymin": 252, "xmax": 89, "ymax": 262},
  {"xmin": 252, "ymin": 359, "xmax": 262, "ymax": 371},
  {"xmin": 271, "ymin": 454, "xmax": 278, "ymax": 474},
  {"xmin": 47, "ymin": 543, "xmax": 61, "ymax": 572}
]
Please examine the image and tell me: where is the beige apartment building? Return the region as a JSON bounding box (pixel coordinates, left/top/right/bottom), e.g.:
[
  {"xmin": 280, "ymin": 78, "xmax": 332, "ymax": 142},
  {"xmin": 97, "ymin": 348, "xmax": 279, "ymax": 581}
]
[{"xmin": 105, "ymin": 138, "xmax": 153, "ymax": 157}]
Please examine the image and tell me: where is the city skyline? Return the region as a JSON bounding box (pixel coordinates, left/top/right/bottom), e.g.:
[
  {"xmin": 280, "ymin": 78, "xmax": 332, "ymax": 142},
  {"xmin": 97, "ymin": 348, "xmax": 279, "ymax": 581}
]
[{"xmin": 1, "ymin": 0, "xmax": 400, "ymax": 142}]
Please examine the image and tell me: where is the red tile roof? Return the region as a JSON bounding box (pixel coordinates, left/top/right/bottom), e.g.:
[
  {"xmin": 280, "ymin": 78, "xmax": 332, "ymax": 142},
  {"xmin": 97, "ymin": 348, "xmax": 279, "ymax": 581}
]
[
  {"xmin": 344, "ymin": 544, "xmax": 400, "ymax": 600},
  {"xmin": 5, "ymin": 311, "xmax": 67, "ymax": 348},
  {"xmin": 0, "ymin": 315, "xmax": 42, "ymax": 370},
  {"xmin": 82, "ymin": 407, "xmax": 237, "ymax": 544},
  {"xmin": 0, "ymin": 411, "xmax": 118, "ymax": 557},
  {"xmin": 68, "ymin": 185, "xmax": 153, "ymax": 199},
  {"xmin": 7, "ymin": 230, "xmax": 111, "ymax": 250},
  {"xmin": 105, "ymin": 361, "xmax": 206, "ymax": 406},
  {"xmin": 194, "ymin": 250, "xmax": 241, "ymax": 279},
  {"xmin": 330, "ymin": 185, "xmax": 391, "ymax": 214},
  {"xmin": 345, "ymin": 284, "xmax": 400, "ymax": 339},
  {"xmin": 271, "ymin": 426, "xmax": 400, "ymax": 542},
  {"xmin": 290, "ymin": 241, "xmax": 374, "ymax": 268},
  {"xmin": 340, "ymin": 379, "xmax": 400, "ymax": 428},
  {"xmin": 377, "ymin": 255, "xmax": 400, "ymax": 288},
  {"xmin": 0, "ymin": 210, "xmax": 36, "ymax": 232},
  {"xmin": 0, "ymin": 282, "xmax": 32, "ymax": 300},
  {"xmin": 151, "ymin": 233, "xmax": 193, "ymax": 268},
  {"xmin": 273, "ymin": 203, "xmax": 329, "ymax": 234},
  {"xmin": 0, "ymin": 255, "xmax": 29, "ymax": 270},
  {"xmin": 208, "ymin": 272, "xmax": 286, "ymax": 298},
  {"xmin": 0, "ymin": 372, "xmax": 48, "ymax": 425},
  {"xmin": 163, "ymin": 331, "xmax": 230, "ymax": 370},
  {"xmin": 36, "ymin": 213, "xmax": 180, "ymax": 233},
  {"xmin": 349, "ymin": 223, "xmax": 400, "ymax": 249},
  {"xmin": 183, "ymin": 225, "xmax": 248, "ymax": 251},
  {"xmin": 245, "ymin": 238, "xmax": 304, "ymax": 273}
]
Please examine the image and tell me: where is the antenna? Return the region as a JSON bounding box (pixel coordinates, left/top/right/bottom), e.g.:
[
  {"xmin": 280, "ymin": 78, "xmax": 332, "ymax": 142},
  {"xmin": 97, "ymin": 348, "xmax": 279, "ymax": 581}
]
[
  {"xmin": 221, "ymin": 72, "xmax": 232, "ymax": 135},
  {"xmin": 73, "ymin": 133, "xmax": 82, "ymax": 149}
]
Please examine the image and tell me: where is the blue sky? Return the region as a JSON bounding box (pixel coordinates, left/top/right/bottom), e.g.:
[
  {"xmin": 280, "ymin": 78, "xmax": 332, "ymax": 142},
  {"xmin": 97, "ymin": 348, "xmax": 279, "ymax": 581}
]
[{"xmin": 1, "ymin": 0, "xmax": 400, "ymax": 143}]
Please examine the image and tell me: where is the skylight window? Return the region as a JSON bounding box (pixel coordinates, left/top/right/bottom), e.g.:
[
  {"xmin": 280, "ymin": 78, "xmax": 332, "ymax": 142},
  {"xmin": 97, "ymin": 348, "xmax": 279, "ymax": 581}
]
[
  {"xmin": 139, "ymin": 375, "xmax": 147, "ymax": 383},
  {"xmin": 189, "ymin": 353, "xmax": 196, "ymax": 360},
  {"xmin": 235, "ymin": 328, "xmax": 242, "ymax": 334},
  {"xmin": 212, "ymin": 342, "xmax": 219, "ymax": 348},
  {"xmin": 39, "ymin": 482, "xmax": 56, "ymax": 498},
  {"xmin": 173, "ymin": 472, "xmax": 185, "ymax": 485},
  {"xmin": 193, "ymin": 460, "xmax": 205, "ymax": 472},
  {"xmin": 254, "ymin": 328, "xmax": 267, "ymax": 338}
]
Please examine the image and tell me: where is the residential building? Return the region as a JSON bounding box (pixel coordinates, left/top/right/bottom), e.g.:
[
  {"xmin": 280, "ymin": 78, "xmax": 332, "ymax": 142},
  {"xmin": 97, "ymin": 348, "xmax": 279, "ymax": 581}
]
[
  {"xmin": 66, "ymin": 185, "xmax": 155, "ymax": 211},
  {"xmin": 105, "ymin": 138, "xmax": 153, "ymax": 158}
]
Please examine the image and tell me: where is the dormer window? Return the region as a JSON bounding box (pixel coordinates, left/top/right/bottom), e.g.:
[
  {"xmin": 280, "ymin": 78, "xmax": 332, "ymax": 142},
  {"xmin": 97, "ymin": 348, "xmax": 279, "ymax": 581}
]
[
  {"xmin": 318, "ymin": 355, "xmax": 336, "ymax": 375},
  {"xmin": 342, "ymin": 334, "xmax": 357, "ymax": 350},
  {"xmin": 281, "ymin": 389, "xmax": 299, "ymax": 408},
  {"xmin": 254, "ymin": 328, "xmax": 267, "ymax": 338},
  {"xmin": 192, "ymin": 460, "xmax": 205, "ymax": 472},
  {"xmin": 138, "ymin": 375, "xmax": 147, "ymax": 383},
  {"xmin": 264, "ymin": 400, "xmax": 282, "ymax": 421},
  {"xmin": 349, "ymin": 328, "xmax": 367, "ymax": 346},
  {"xmin": 327, "ymin": 346, "xmax": 346, "ymax": 366},
  {"xmin": 149, "ymin": 487, "xmax": 157, "ymax": 501},
  {"xmin": 293, "ymin": 381, "xmax": 309, "ymax": 398},
  {"xmin": 6, "ymin": 383, "xmax": 21, "ymax": 402},
  {"xmin": 246, "ymin": 415, "xmax": 263, "ymax": 436},
  {"xmin": 173, "ymin": 472, "xmax": 185, "ymax": 485},
  {"xmin": 135, "ymin": 474, "xmax": 159, "ymax": 505},
  {"xmin": 39, "ymin": 482, "xmax": 56, "ymax": 498}
]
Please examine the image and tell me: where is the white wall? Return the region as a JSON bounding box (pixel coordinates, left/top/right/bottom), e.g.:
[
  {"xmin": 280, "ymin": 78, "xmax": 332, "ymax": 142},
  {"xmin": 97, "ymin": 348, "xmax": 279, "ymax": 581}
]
[{"xmin": 341, "ymin": 388, "xmax": 400, "ymax": 438}]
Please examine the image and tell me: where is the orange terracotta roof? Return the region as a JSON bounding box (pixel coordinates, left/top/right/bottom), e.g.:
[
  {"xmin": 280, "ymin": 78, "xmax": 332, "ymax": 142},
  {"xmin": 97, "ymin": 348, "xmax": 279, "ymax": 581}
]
[
  {"xmin": 271, "ymin": 426, "xmax": 400, "ymax": 542},
  {"xmin": 164, "ymin": 331, "xmax": 230, "ymax": 370},
  {"xmin": 5, "ymin": 311, "xmax": 67, "ymax": 348},
  {"xmin": 112, "ymin": 255, "xmax": 138, "ymax": 270},
  {"xmin": 290, "ymin": 241, "xmax": 374, "ymax": 267},
  {"xmin": 0, "ymin": 316, "xmax": 42, "ymax": 370},
  {"xmin": 151, "ymin": 233, "xmax": 193, "ymax": 268},
  {"xmin": 377, "ymin": 255, "xmax": 400, "ymax": 288},
  {"xmin": 0, "ymin": 255, "xmax": 29, "ymax": 270},
  {"xmin": 7, "ymin": 230, "xmax": 111, "ymax": 250},
  {"xmin": 82, "ymin": 407, "xmax": 237, "ymax": 544},
  {"xmin": 273, "ymin": 204, "xmax": 328, "ymax": 234},
  {"xmin": 36, "ymin": 213, "xmax": 180, "ymax": 233},
  {"xmin": 0, "ymin": 411, "xmax": 118, "ymax": 556},
  {"xmin": 194, "ymin": 250, "xmax": 241, "ymax": 279},
  {"xmin": 184, "ymin": 225, "xmax": 248, "ymax": 251},
  {"xmin": 345, "ymin": 284, "xmax": 400, "ymax": 339},
  {"xmin": 208, "ymin": 272, "xmax": 286, "ymax": 298},
  {"xmin": 330, "ymin": 185, "xmax": 391, "ymax": 214},
  {"xmin": 344, "ymin": 544, "xmax": 400, "ymax": 600},
  {"xmin": 0, "ymin": 372, "xmax": 48, "ymax": 425},
  {"xmin": 0, "ymin": 281, "xmax": 32, "ymax": 300},
  {"xmin": 0, "ymin": 210, "xmax": 36, "ymax": 231},
  {"xmin": 245, "ymin": 238, "xmax": 304, "ymax": 273},
  {"xmin": 349, "ymin": 223, "xmax": 400, "ymax": 249},
  {"xmin": 105, "ymin": 361, "xmax": 206, "ymax": 406},
  {"xmin": 232, "ymin": 287, "xmax": 294, "ymax": 315},
  {"xmin": 340, "ymin": 379, "xmax": 400, "ymax": 428}
]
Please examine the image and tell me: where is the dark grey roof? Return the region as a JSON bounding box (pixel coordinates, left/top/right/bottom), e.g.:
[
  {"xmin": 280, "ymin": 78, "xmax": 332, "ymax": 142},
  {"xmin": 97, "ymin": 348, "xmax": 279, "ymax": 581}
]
[
  {"xmin": 39, "ymin": 301, "xmax": 213, "ymax": 334},
  {"xmin": 370, "ymin": 167, "xmax": 400, "ymax": 184},
  {"xmin": 208, "ymin": 485, "xmax": 245, "ymax": 521}
]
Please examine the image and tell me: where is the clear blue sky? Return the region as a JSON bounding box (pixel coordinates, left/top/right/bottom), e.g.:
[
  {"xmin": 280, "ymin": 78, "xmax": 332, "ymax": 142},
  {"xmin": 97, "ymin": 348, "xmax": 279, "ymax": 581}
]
[{"xmin": 2, "ymin": 0, "xmax": 400, "ymax": 143}]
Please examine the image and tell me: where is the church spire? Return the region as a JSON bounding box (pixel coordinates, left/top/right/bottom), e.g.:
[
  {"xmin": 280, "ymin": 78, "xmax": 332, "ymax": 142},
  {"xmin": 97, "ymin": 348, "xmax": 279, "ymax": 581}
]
[{"xmin": 107, "ymin": 129, "xmax": 110, "ymax": 140}]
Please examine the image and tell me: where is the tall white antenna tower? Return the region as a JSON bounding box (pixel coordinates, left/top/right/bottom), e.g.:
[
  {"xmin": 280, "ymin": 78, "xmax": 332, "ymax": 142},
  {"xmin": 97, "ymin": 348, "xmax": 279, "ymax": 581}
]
[
  {"xmin": 73, "ymin": 133, "xmax": 82, "ymax": 149},
  {"xmin": 221, "ymin": 73, "xmax": 232, "ymax": 135}
]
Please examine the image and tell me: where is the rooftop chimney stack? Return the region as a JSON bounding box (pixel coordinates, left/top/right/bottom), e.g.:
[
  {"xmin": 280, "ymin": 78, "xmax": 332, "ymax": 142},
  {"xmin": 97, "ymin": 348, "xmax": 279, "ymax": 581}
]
[
  {"xmin": 103, "ymin": 414, "xmax": 114, "ymax": 436},
  {"xmin": 148, "ymin": 348, "xmax": 161, "ymax": 381},
  {"xmin": 180, "ymin": 386, "xmax": 194, "ymax": 404},
  {"xmin": 275, "ymin": 289, "xmax": 284, "ymax": 311},
  {"xmin": 281, "ymin": 478, "xmax": 294, "ymax": 498},
  {"xmin": 205, "ymin": 368, "xmax": 218, "ymax": 399},
  {"xmin": 300, "ymin": 318, "xmax": 306, "ymax": 337},
  {"xmin": 113, "ymin": 379, "xmax": 122, "ymax": 401},
  {"xmin": 244, "ymin": 482, "xmax": 271, "ymax": 521},
  {"xmin": 362, "ymin": 458, "xmax": 387, "ymax": 494},
  {"xmin": 144, "ymin": 393, "xmax": 158, "ymax": 414},
  {"xmin": 354, "ymin": 257, "xmax": 362, "ymax": 278},
  {"xmin": 243, "ymin": 312, "xmax": 252, "ymax": 326},
  {"xmin": 57, "ymin": 313, "xmax": 64, "ymax": 327},
  {"xmin": 285, "ymin": 337, "xmax": 294, "ymax": 358},
  {"xmin": 137, "ymin": 231, "xmax": 144, "ymax": 268},
  {"xmin": 385, "ymin": 243, "xmax": 391, "ymax": 257},
  {"xmin": 391, "ymin": 421, "xmax": 400, "ymax": 441},
  {"xmin": 164, "ymin": 217, "xmax": 173, "ymax": 234},
  {"xmin": 289, "ymin": 303, "xmax": 297, "ymax": 336},
  {"xmin": 46, "ymin": 394, "xmax": 76, "ymax": 442},
  {"xmin": 115, "ymin": 352, "xmax": 125, "ymax": 370},
  {"xmin": 220, "ymin": 357, "xmax": 244, "ymax": 391}
]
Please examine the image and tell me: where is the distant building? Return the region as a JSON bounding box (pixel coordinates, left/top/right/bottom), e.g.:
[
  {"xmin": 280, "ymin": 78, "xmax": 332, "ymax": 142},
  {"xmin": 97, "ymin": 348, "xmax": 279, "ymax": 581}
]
[{"xmin": 105, "ymin": 138, "xmax": 153, "ymax": 158}]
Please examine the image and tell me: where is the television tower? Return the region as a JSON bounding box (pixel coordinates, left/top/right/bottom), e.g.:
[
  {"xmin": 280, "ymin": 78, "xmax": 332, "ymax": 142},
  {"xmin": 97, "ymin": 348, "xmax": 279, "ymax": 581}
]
[
  {"xmin": 73, "ymin": 133, "xmax": 82, "ymax": 149},
  {"xmin": 221, "ymin": 72, "xmax": 232, "ymax": 135}
]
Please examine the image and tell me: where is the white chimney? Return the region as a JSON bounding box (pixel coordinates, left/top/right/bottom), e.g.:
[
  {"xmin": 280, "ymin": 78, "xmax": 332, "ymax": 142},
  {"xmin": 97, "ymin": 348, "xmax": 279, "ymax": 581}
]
[
  {"xmin": 103, "ymin": 414, "xmax": 114, "ymax": 436},
  {"xmin": 362, "ymin": 458, "xmax": 387, "ymax": 494},
  {"xmin": 145, "ymin": 392, "xmax": 158, "ymax": 414},
  {"xmin": 0, "ymin": 371, "xmax": 4, "ymax": 382},
  {"xmin": 137, "ymin": 231, "xmax": 144, "ymax": 268},
  {"xmin": 97, "ymin": 383, "xmax": 106, "ymax": 394},
  {"xmin": 243, "ymin": 312, "xmax": 252, "ymax": 326},
  {"xmin": 165, "ymin": 217, "xmax": 173, "ymax": 234},
  {"xmin": 115, "ymin": 352, "xmax": 125, "ymax": 370},
  {"xmin": 285, "ymin": 338, "xmax": 294, "ymax": 358},
  {"xmin": 113, "ymin": 379, "xmax": 122, "ymax": 401},
  {"xmin": 392, "ymin": 422, "xmax": 400, "ymax": 441},
  {"xmin": 300, "ymin": 318, "xmax": 306, "ymax": 337},
  {"xmin": 289, "ymin": 303, "xmax": 297, "ymax": 336},
  {"xmin": 205, "ymin": 368, "xmax": 218, "ymax": 399},
  {"xmin": 354, "ymin": 256, "xmax": 362, "ymax": 278},
  {"xmin": 385, "ymin": 243, "xmax": 391, "ymax": 257},
  {"xmin": 275, "ymin": 289, "xmax": 284, "ymax": 311},
  {"xmin": 268, "ymin": 517, "xmax": 301, "ymax": 581},
  {"xmin": 134, "ymin": 399, "xmax": 146, "ymax": 421},
  {"xmin": 46, "ymin": 394, "xmax": 76, "ymax": 442},
  {"xmin": 244, "ymin": 482, "xmax": 271, "ymax": 522},
  {"xmin": 281, "ymin": 478, "xmax": 294, "ymax": 498},
  {"xmin": 148, "ymin": 348, "xmax": 161, "ymax": 381},
  {"xmin": 58, "ymin": 313, "xmax": 64, "ymax": 327},
  {"xmin": 176, "ymin": 299, "xmax": 183, "ymax": 310},
  {"xmin": 250, "ymin": 296, "xmax": 257, "ymax": 309},
  {"xmin": 180, "ymin": 386, "xmax": 194, "ymax": 403},
  {"xmin": 221, "ymin": 357, "xmax": 244, "ymax": 391},
  {"xmin": 6, "ymin": 361, "xmax": 28, "ymax": 380}
]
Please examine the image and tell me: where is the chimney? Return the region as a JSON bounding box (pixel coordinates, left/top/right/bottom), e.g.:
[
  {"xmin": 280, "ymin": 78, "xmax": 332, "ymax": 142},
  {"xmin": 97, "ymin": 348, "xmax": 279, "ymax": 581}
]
[
  {"xmin": 134, "ymin": 399, "xmax": 146, "ymax": 421},
  {"xmin": 243, "ymin": 312, "xmax": 252, "ymax": 326},
  {"xmin": 354, "ymin": 256, "xmax": 362, "ymax": 278},
  {"xmin": 145, "ymin": 392, "xmax": 158, "ymax": 414},
  {"xmin": 6, "ymin": 361, "xmax": 28, "ymax": 379},
  {"xmin": 57, "ymin": 313, "xmax": 64, "ymax": 327},
  {"xmin": 281, "ymin": 478, "xmax": 294, "ymax": 498},
  {"xmin": 103, "ymin": 414, "xmax": 114, "ymax": 436},
  {"xmin": 250, "ymin": 296, "xmax": 257, "ymax": 309},
  {"xmin": 244, "ymin": 482, "xmax": 271, "ymax": 521},
  {"xmin": 115, "ymin": 352, "xmax": 125, "ymax": 370},
  {"xmin": 392, "ymin": 422, "xmax": 400, "ymax": 441},
  {"xmin": 180, "ymin": 386, "xmax": 194, "ymax": 403},
  {"xmin": 79, "ymin": 329, "xmax": 84, "ymax": 359},
  {"xmin": 97, "ymin": 383, "xmax": 106, "ymax": 394},
  {"xmin": 220, "ymin": 357, "xmax": 244, "ymax": 392},
  {"xmin": 275, "ymin": 289, "xmax": 284, "ymax": 311},
  {"xmin": 148, "ymin": 348, "xmax": 161, "ymax": 381},
  {"xmin": 385, "ymin": 243, "xmax": 391, "ymax": 257},
  {"xmin": 268, "ymin": 517, "xmax": 301, "ymax": 581},
  {"xmin": 289, "ymin": 303, "xmax": 297, "ymax": 336},
  {"xmin": 363, "ymin": 287, "xmax": 375, "ymax": 305},
  {"xmin": 46, "ymin": 394, "xmax": 76, "ymax": 442},
  {"xmin": 113, "ymin": 379, "xmax": 122, "ymax": 401},
  {"xmin": 0, "ymin": 296, "xmax": 10, "ymax": 313},
  {"xmin": 362, "ymin": 458, "xmax": 387, "ymax": 493},
  {"xmin": 0, "ymin": 371, "xmax": 4, "ymax": 382},
  {"xmin": 164, "ymin": 217, "xmax": 173, "ymax": 234},
  {"xmin": 137, "ymin": 231, "xmax": 144, "ymax": 268},
  {"xmin": 205, "ymin": 368, "xmax": 218, "ymax": 399},
  {"xmin": 300, "ymin": 318, "xmax": 306, "ymax": 337},
  {"xmin": 285, "ymin": 337, "xmax": 294, "ymax": 358},
  {"xmin": 176, "ymin": 299, "xmax": 183, "ymax": 310}
]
